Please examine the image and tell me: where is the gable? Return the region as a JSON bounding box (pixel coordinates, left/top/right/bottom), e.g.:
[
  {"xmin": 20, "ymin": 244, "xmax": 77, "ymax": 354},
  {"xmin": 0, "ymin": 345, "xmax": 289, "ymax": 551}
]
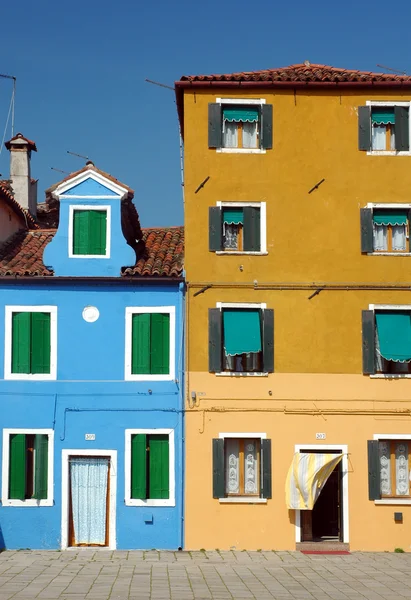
[{"xmin": 62, "ymin": 178, "xmax": 121, "ymax": 197}]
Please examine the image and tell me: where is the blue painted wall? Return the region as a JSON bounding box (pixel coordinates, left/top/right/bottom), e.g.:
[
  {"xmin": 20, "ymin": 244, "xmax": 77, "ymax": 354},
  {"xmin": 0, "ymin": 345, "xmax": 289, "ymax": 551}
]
[{"xmin": 0, "ymin": 280, "xmax": 184, "ymax": 550}]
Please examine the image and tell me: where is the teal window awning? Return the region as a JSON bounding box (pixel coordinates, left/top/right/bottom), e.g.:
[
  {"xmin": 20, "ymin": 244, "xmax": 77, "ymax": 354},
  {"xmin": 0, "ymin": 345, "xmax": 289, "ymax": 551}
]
[
  {"xmin": 372, "ymin": 108, "xmax": 395, "ymax": 125},
  {"xmin": 223, "ymin": 107, "xmax": 259, "ymax": 123},
  {"xmin": 223, "ymin": 309, "xmax": 262, "ymax": 356},
  {"xmin": 223, "ymin": 208, "xmax": 243, "ymax": 225},
  {"xmin": 376, "ymin": 312, "xmax": 411, "ymax": 362},
  {"xmin": 373, "ymin": 210, "xmax": 408, "ymax": 227}
]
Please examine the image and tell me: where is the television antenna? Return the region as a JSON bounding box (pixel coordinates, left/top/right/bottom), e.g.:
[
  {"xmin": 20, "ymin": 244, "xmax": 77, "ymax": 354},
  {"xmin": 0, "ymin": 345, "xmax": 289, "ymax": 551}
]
[
  {"xmin": 0, "ymin": 73, "xmax": 16, "ymax": 156},
  {"xmin": 376, "ymin": 64, "xmax": 407, "ymax": 75}
]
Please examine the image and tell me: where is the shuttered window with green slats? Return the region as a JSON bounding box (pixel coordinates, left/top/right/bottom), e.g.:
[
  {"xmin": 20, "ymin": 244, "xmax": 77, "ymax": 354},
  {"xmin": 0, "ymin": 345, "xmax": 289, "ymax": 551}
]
[
  {"xmin": 131, "ymin": 313, "xmax": 170, "ymax": 375},
  {"xmin": 8, "ymin": 433, "xmax": 49, "ymax": 500},
  {"xmin": 11, "ymin": 312, "xmax": 51, "ymax": 374},
  {"xmin": 72, "ymin": 209, "xmax": 107, "ymax": 255},
  {"xmin": 131, "ymin": 434, "xmax": 169, "ymax": 499}
]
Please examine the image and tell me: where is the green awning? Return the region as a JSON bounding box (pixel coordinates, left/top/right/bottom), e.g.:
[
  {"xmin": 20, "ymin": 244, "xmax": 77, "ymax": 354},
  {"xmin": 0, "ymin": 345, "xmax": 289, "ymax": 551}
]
[
  {"xmin": 223, "ymin": 107, "xmax": 259, "ymax": 123},
  {"xmin": 223, "ymin": 309, "xmax": 262, "ymax": 356},
  {"xmin": 372, "ymin": 108, "xmax": 395, "ymax": 125},
  {"xmin": 373, "ymin": 211, "xmax": 408, "ymax": 226},
  {"xmin": 376, "ymin": 312, "xmax": 411, "ymax": 362},
  {"xmin": 223, "ymin": 208, "xmax": 243, "ymax": 225}
]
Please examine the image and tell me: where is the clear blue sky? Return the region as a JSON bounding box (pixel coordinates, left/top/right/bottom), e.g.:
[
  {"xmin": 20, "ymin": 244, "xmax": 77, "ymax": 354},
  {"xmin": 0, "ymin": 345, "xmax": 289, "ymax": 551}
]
[{"xmin": 1, "ymin": 0, "xmax": 410, "ymax": 227}]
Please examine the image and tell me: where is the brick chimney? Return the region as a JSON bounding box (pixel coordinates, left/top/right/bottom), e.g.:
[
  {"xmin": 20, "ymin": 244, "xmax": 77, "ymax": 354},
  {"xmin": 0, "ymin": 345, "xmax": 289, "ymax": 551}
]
[{"xmin": 5, "ymin": 133, "xmax": 38, "ymax": 216}]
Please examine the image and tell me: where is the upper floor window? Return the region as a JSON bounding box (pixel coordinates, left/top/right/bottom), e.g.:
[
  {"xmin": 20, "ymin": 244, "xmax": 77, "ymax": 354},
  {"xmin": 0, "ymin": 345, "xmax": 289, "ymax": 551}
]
[
  {"xmin": 125, "ymin": 307, "xmax": 175, "ymax": 381},
  {"xmin": 4, "ymin": 306, "xmax": 57, "ymax": 380},
  {"xmin": 209, "ymin": 304, "xmax": 274, "ymax": 375},
  {"xmin": 208, "ymin": 100, "xmax": 272, "ymax": 153},
  {"xmin": 360, "ymin": 206, "xmax": 410, "ymax": 254},
  {"xmin": 362, "ymin": 307, "xmax": 411, "ymax": 376},
  {"xmin": 69, "ymin": 206, "xmax": 110, "ymax": 258},
  {"xmin": 358, "ymin": 103, "xmax": 410, "ymax": 154},
  {"xmin": 209, "ymin": 203, "xmax": 266, "ymax": 254}
]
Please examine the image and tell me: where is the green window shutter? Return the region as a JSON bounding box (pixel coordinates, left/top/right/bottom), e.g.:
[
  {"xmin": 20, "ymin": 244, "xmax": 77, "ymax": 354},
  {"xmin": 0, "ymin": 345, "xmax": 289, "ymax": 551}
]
[
  {"xmin": 358, "ymin": 106, "xmax": 371, "ymax": 151},
  {"xmin": 261, "ymin": 439, "xmax": 272, "ymax": 499},
  {"xmin": 367, "ymin": 440, "xmax": 381, "ymax": 500},
  {"xmin": 11, "ymin": 312, "xmax": 31, "ymax": 373},
  {"xmin": 148, "ymin": 435, "xmax": 169, "ymax": 499},
  {"xmin": 9, "ymin": 434, "xmax": 27, "ymax": 500},
  {"xmin": 131, "ymin": 434, "xmax": 147, "ymax": 499},
  {"xmin": 262, "ymin": 309, "xmax": 274, "ymax": 373},
  {"xmin": 362, "ymin": 310, "xmax": 376, "ymax": 375},
  {"xmin": 31, "ymin": 312, "xmax": 51, "ymax": 374},
  {"xmin": 261, "ymin": 104, "xmax": 273, "ymax": 149},
  {"xmin": 208, "ymin": 104, "xmax": 222, "ymax": 148},
  {"xmin": 394, "ymin": 106, "xmax": 410, "ymax": 151},
  {"xmin": 33, "ymin": 434, "xmax": 48, "ymax": 500},
  {"xmin": 212, "ymin": 438, "xmax": 225, "ymax": 498},
  {"xmin": 360, "ymin": 208, "xmax": 374, "ymax": 253},
  {"xmin": 73, "ymin": 210, "xmax": 89, "ymax": 255},
  {"xmin": 131, "ymin": 314, "xmax": 151, "ymax": 374},
  {"xmin": 243, "ymin": 207, "xmax": 261, "ymax": 251},
  {"xmin": 88, "ymin": 210, "xmax": 107, "ymax": 255},
  {"xmin": 150, "ymin": 313, "xmax": 170, "ymax": 375},
  {"xmin": 209, "ymin": 308, "xmax": 222, "ymax": 372},
  {"xmin": 209, "ymin": 207, "xmax": 222, "ymax": 251}
]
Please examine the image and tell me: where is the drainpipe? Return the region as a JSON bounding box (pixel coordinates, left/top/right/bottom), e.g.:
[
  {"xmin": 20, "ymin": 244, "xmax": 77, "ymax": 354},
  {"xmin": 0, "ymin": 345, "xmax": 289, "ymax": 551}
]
[{"xmin": 179, "ymin": 281, "xmax": 185, "ymax": 550}]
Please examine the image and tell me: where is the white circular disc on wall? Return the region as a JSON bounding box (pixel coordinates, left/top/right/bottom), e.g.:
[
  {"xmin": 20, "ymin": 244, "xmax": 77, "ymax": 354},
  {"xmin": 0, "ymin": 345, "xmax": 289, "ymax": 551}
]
[{"xmin": 82, "ymin": 306, "xmax": 100, "ymax": 323}]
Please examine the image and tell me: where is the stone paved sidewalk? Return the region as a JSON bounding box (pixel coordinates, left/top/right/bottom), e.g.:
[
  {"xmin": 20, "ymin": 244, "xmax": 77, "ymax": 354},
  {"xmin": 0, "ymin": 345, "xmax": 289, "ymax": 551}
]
[{"xmin": 1, "ymin": 549, "xmax": 411, "ymax": 600}]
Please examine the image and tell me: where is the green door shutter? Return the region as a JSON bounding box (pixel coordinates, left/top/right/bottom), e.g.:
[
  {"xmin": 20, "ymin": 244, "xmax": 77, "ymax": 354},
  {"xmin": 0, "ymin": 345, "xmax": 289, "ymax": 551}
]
[
  {"xmin": 261, "ymin": 104, "xmax": 273, "ymax": 149},
  {"xmin": 360, "ymin": 208, "xmax": 374, "ymax": 253},
  {"xmin": 33, "ymin": 434, "xmax": 48, "ymax": 500},
  {"xmin": 9, "ymin": 434, "xmax": 27, "ymax": 500},
  {"xmin": 358, "ymin": 106, "xmax": 371, "ymax": 150},
  {"xmin": 209, "ymin": 308, "xmax": 222, "ymax": 372},
  {"xmin": 88, "ymin": 210, "xmax": 107, "ymax": 255},
  {"xmin": 150, "ymin": 314, "xmax": 170, "ymax": 375},
  {"xmin": 149, "ymin": 435, "xmax": 169, "ymax": 499},
  {"xmin": 73, "ymin": 210, "xmax": 89, "ymax": 255},
  {"xmin": 208, "ymin": 104, "xmax": 222, "ymax": 148},
  {"xmin": 243, "ymin": 207, "xmax": 261, "ymax": 251},
  {"xmin": 31, "ymin": 312, "xmax": 51, "ymax": 374},
  {"xmin": 362, "ymin": 310, "xmax": 376, "ymax": 375},
  {"xmin": 261, "ymin": 438, "xmax": 272, "ymax": 499},
  {"xmin": 11, "ymin": 312, "xmax": 31, "ymax": 373},
  {"xmin": 131, "ymin": 434, "xmax": 147, "ymax": 499},
  {"xmin": 212, "ymin": 438, "xmax": 225, "ymax": 498},
  {"xmin": 209, "ymin": 207, "xmax": 222, "ymax": 251},
  {"xmin": 394, "ymin": 106, "xmax": 410, "ymax": 151},
  {"xmin": 367, "ymin": 440, "xmax": 381, "ymax": 500},
  {"xmin": 131, "ymin": 314, "xmax": 151, "ymax": 374},
  {"xmin": 262, "ymin": 309, "xmax": 274, "ymax": 373}
]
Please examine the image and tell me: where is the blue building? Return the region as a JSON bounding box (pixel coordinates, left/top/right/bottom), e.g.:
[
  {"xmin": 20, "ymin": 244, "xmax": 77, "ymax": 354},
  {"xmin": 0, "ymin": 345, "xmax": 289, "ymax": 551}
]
[{"xmin": 0, "ymin": 160, "xmax": 185, "ymax": 550}]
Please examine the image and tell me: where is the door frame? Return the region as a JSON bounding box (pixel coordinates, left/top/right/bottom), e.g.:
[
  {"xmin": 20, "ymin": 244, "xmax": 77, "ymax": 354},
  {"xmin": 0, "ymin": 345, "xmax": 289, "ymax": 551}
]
[
  {"xmin": 61, "ymin": 449, "xmax": 117, "ymax": 550},
  {"xmin": 294, "ymin": 444, "xmax": 349, "ymax": 543}
]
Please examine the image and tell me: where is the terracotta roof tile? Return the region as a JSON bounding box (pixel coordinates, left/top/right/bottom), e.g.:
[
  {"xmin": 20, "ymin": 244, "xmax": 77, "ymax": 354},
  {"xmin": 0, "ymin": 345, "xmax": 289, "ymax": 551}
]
[
  {"xmin": 123, "ymin": 227, "xmax": 184, "ymax": 277},
  {"xmin": 0, "ymin": 230, "xmax": 54, "ymax": 276},
  {"xmin": 0, "ymin": 182, "xmax": 38, "ymax": 229},
  {"xmin": 5, "ymin": 133, "xmax": 37, "ymax": 152}
]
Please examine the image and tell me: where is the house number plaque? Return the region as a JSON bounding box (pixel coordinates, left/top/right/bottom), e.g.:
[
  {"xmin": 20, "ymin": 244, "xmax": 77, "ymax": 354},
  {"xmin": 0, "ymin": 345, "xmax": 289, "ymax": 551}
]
[
  {"xmin": 315, "ymin": 433, "xmax": 326, "ymax": 440},
  {"xmin": 85, "ymin": 433, "xmax": 96, "ymax": 441}
]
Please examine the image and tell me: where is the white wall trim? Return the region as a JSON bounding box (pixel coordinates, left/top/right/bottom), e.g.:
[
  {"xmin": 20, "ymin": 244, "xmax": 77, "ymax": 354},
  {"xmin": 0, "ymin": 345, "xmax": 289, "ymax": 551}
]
[
  {"xmin": 219, "ymin": 432, "xmax": 267, "ymax": 439},
  {"xmin": 294, "ymin": 444, "xmax": 349, "ymax": 544},
  {"xmin": 60, "ymin": 195, "xmax": 120, "ymax": 200},
  {"xmin": 216, "ymin": 302, "xmax": 267, "ymax": 309},
  {"xmin": 366, "ymin": 203, "xmax": 411, "ymax": 209},
  {"xmin": 219, "ymin": 497, "xmax": 267, "ymax": 504},
  {"xmin": 124, "ymin": 428, "xmax": 175, "ymax": 507},
  {"xmin": 216, "ymin": 98, "xmax": 266, "ymax": 105},
  {"xmin": 61, "ymin": 449, "xmax": 117, "ymax": 550},
  {"xmin": 216, "ymin": 201, "xmax": 267, "ymax": 254},
  {"xmin": 52, "ymin": 170, "xmax": 128, "ymax": 198},
  {"xmin": 216, "ymin": 148, "xmax": 267, "ymax": 155},
  {"xmin": 68, "ymin": 205, "xmax": 111, "ymax": 259},
  {"xmin": 369, "ymin": 304, "xmax": 411, "ymax": 310},
  {"xmin": 215, "ymin": 371, "xmax": 269, "ymax": 377},
  {"xmin": 2, "ymin": 429, "xmax": 54, "ymax": 507},
  {"xmin": 4, "ymin": 306, "xmax": 57, "ymax": 381},
  {"xmin": 373, "ymin": 434, "xmax": 411, "ymax": 440},
  {"xmin": 124, "ymin": 306, "xmax": 176, "ymax": 381}
]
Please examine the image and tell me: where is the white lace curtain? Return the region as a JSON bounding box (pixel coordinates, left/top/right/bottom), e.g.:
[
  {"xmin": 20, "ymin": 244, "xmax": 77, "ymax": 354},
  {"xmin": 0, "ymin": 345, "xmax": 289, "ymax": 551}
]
[
  {"xmin": 373, "ymin": 224, "xmax": 406, "ymax": 251},
  {"xmin": 372, "ymin": 124, "xmax": 395, "ymax": 151},
  {"xmin": 379, "ymin": 441, "xmax": 409, "ymax": 496},
  {"xmin": 225, "ymin": 439, "xmax": 257, "ymax": 494}
]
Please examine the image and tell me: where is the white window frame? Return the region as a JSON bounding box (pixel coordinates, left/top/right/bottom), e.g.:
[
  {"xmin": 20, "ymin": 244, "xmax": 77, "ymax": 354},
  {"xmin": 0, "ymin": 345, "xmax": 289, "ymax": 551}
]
[
  {"xmin": 215, "ymin": 302, "xmax": 268, "ymax": 377},
  {"xmin": 366, "ymin": 203, "xmax": 411, "ymax": 256},
  {"xmin": 125, "ymin": 306, "xmax": 175, "ymax": 381},
  {"xmin": 125, "ymin": 428, "xmax": 175, "ymax": 507},
  {"xmin": 369, "ymin": 304, "xmax": 411, "ymax": 378},
  {"xmin": 366, "ymin": 101, "xmax": 411, "ymax": 157},
  {"xmin": 216, "ymin": 201, "xmax": 267, "ymax": 255},
  {"xmin": 216, "ymin": 98, "xmax": 267, "ymax": 154},
  {"xmin": 68, "ymin": 205, "xmax": 111, "ymax": 259},
  {"xmin": 4, "ymin": 306, "xmax": 57, "ymax": 381},
  {"xmin": 373, "ymin": 434, "xmax": 411, "ymax": 505},
  {"xmin": 218, "ymin": 432, "xmax": 267, "ymax": 504},
  {"xmin": 1, "ymin": 428, "xmax": 54, "ymax": 507}
]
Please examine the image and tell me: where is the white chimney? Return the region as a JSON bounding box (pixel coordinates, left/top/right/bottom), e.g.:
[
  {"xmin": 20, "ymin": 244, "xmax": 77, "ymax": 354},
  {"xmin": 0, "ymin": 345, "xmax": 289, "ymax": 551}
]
[{"xmin": 5, "ymin": 133, "xmax": 37, "ymax": 216}]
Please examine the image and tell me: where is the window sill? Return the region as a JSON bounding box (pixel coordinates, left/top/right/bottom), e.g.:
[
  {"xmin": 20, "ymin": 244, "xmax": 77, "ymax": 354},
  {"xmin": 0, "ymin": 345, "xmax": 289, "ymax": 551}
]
[
  {"xmin": 124, "ymin": 374, "xmax": 175, "ymax": 381},
  {"xmin": 125, "ymin": 499, "xmax": 175, "ymax": 507},
  {"xmin": 216, "ymin": 251, "xmax": 268, "ymax": 256},
  {"xmin": 1, "ymin": 499, "xmax": 53, "ymax": 507},
  {"xmin": 4, "ymin": 374, "xmax": 56, "ymax": 381},
  {"xmin": 370, "ymin": 374, "xmax": 411, "ymax": 379},
  {"xmin": 219, "ymin": 497, "xmax": 267, "ymax": 504},
  {"xmin": 366, "ymin": 151, "xmax": 411, "ymax": 156},
  {"xmin": 216, "ymin": 148, "xmax": 266, "ymax": 154},
  {"xmin": 375, "ymin": 499, "xmax": 411, "ymax": 505},
  {"xmin": 367, "ymin": 252, "xmax": 411, "ymax": 256},
  {"xmin": 69, "ymin": 254, "xmax": 110, "ymax": 259},
  {"xmin": 215, "ymin": 372, "xmax": 269, "ymax": 377}
]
